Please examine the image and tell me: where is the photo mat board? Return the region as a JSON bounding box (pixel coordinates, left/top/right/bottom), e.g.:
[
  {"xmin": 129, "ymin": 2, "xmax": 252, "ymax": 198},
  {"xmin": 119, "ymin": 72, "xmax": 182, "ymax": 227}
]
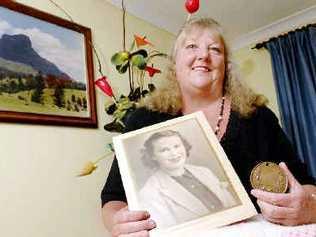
[
  {"xmin": 0, "ymin": 1, "xmax": 97, "ymax": 127},
  {"xmin": 113, "ymin": 111, "xmax": 257, "ymax": 237}
]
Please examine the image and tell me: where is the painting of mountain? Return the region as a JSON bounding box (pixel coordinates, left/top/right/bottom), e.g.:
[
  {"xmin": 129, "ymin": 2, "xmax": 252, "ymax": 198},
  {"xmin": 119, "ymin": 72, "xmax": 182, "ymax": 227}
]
[
  {"xmin": 0, "ymin": 1, "xmax": 96, "ymax": 127},
  {"xmin": 0, "ymin": 34, "xmax": 72, "ymax": 79}
]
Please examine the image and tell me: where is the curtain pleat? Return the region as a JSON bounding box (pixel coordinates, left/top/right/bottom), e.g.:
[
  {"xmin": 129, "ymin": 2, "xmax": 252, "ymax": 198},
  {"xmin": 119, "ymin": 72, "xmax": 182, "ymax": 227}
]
[{"xmin": 265, "ymin": 26, "xmax": 316, "ymax": 178}]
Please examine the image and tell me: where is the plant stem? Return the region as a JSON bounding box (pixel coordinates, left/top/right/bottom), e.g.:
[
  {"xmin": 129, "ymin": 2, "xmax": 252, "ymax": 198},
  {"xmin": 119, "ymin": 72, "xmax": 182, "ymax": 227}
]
[
  {"xmin": 121, "ymin": 0, "xmax": 133, "ymax": 93},
  {"xmin": 48, "ymin": 0, "xmax": 104, "ymax": 77},
  {"xmin": 128, "ymin": 66, "xmax": 133, "ymax": 92},
  {"xmin": 148, "ymin": 52, "xmax": 168, "ymax": 61},
  {"xmin": 121, "ymin": 0, "xmax": 126, "ymax": 51},
  {"xmin": 94, "ymin": 151, "xmax": 114, "ymax": 164},
  {"xmin": 48, "ymin": 0, "xmax": 74, "ymax": 21},
  {"xmin": 140, "ymin": 70, "xmax": 145, "ymax": 93}
]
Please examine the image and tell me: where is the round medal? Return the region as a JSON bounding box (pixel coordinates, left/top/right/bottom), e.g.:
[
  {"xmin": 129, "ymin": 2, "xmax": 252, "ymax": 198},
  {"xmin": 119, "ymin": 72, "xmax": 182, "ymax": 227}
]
[{"xmin": 250, "ymin": 161, "xmax": 288, "ymax": 193}]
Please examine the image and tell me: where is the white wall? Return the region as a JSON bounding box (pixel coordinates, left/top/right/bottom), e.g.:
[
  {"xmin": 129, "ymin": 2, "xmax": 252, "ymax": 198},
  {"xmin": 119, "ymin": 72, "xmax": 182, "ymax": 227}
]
[
  {"xmin": 233, "ymin": 47, "xmax": 280, "ymax": 119},
  {"xmin": 0, "ymin": 1, "xmax": 174, "ymax": 237}
]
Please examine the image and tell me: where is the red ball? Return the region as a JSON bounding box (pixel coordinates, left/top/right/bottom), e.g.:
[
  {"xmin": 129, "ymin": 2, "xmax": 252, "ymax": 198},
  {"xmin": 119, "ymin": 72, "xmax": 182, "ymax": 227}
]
[{"xmin": 185, "ymin": 0, "xmax": 199, "ymax": 14}]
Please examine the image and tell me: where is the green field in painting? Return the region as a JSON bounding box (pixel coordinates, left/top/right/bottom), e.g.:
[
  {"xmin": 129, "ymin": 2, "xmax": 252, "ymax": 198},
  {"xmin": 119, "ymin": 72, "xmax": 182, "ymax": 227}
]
[{"xmin": 0, "ymin": 89, "xmax": 89, "ymax": 117}]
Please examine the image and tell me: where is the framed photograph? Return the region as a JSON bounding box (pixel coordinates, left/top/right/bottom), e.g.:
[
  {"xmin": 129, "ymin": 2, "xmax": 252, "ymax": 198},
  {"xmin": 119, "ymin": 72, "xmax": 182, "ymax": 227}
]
[
  {"xmin": 113, "ymin": 112, "xmax": 257, "ymax": 237},
  {"xmin": 0, "ymin": 1, "xmax": 97, "ymax": 127}
]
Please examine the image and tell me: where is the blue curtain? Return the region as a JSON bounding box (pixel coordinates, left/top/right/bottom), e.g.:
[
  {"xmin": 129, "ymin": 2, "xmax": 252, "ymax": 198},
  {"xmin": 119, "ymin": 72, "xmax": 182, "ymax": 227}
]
[{"xmin": 265, "ymin": 25, "xmax": 316, "ymax": 179}]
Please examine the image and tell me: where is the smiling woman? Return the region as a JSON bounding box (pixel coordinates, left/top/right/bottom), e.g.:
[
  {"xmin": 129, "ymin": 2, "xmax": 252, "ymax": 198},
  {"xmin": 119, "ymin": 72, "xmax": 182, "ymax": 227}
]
[
  {"xmin": 101, "ymin": 17, "xmax": 316, "ymax": 237},
  {"xmin": 175, "ymin": 27, "xmax": 226, "ymax": 96}
]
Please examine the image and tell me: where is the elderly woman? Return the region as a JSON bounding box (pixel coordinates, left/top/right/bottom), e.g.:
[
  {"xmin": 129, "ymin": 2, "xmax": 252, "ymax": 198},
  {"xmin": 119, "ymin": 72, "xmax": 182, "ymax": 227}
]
[
  {"xmin": 138, "ymin": 130, "xmax": 237, "ymax": 228},
  {"xmin": 101, "ymin": 18, "xmax": 316, "ymax": 237}
]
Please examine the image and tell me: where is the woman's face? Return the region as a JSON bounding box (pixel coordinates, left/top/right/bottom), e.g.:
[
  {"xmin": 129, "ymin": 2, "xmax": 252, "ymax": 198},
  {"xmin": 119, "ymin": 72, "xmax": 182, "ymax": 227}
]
[
  {"xmin": 175, "ymin": 28, "xmax": 226, "ymax": 94},
  {"xmin": 152, "ymin": 135, "xmax": 187, "ymax": 172}
]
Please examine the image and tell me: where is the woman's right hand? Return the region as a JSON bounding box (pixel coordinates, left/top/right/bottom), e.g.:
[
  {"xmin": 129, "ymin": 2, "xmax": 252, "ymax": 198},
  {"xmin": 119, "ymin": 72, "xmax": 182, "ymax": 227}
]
[{"xmin": 111, "ymin": 206, "xmax": 156, "ymax": 237}]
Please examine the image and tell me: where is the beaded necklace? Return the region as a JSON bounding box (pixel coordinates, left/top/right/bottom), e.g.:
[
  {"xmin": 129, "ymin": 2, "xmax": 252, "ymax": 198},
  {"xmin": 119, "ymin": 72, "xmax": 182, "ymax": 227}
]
[{"xmin": 214, "ymin": 96, "xmax": 226, "ymax": 137}]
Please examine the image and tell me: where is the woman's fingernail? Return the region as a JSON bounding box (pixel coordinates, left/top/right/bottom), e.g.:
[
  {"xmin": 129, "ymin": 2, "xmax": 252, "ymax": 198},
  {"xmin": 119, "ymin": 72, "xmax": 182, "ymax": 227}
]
[
  {"xmin": 279, "ymin": 162, "xmax": 286, "ymax": 167},
  {"xmin": 149, "ymin": 219, "xmax": 156, "ymax": 228},
  {"xmin": 145, "ymin": 212, "xmax": 150, "ymax": 218}
]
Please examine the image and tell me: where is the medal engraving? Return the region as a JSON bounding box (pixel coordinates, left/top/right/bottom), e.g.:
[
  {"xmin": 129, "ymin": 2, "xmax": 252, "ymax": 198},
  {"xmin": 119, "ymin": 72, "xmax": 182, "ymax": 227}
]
[{"xmin": 250, "ymin": 162, "xmax": 288, "ymax": 193}]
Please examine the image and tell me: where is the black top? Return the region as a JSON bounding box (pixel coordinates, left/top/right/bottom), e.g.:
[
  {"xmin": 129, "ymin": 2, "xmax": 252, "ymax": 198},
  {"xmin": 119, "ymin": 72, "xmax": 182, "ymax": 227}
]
[
  {"xmin": 101, "ymin": 106, "xmax": 315, "ymax": 208},
  {"xmin": 172, "ymin": 169, "xmax": 224, "ymax": 212}
]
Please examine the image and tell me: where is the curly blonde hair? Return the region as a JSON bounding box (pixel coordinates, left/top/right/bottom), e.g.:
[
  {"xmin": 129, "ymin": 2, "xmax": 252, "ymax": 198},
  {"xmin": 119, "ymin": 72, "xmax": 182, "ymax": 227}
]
[{"xmin": 140, "ymin": 17, "xmax": 267, "ymax": 117}]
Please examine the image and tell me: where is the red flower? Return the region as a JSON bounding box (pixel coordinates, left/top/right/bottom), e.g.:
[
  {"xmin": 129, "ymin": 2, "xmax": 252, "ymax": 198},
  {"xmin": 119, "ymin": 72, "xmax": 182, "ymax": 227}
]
[
  {"xmin": 145, "ymin": 66, "xmax": 161, "ymax": 77},
  {"xmin": 185, "ymin": 0, "xmax": 199, "ymax": 14},
  {"xmin": 134, "ymin": 34, "xmax": 153, "ymax": 47},
  {"xmin": 95, "ymin": 76, "xmax": 114, "ymax": 97}
]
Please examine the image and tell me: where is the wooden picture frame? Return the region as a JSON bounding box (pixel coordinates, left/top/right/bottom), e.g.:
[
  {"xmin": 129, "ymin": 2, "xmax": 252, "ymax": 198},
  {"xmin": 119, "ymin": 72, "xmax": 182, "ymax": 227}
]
[
  {"xmin": 0, "ymin": 1, "xmax": 97, "ymax": 127},
  {"xmin": 113, "ymin": 112, "xmax": 257, "ymax": 237}
]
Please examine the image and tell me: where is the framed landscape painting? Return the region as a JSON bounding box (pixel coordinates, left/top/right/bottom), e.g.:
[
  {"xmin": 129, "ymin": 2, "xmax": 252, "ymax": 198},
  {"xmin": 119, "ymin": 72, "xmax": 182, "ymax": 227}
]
[
  {"xmin": 0, "ymin": 1, "xmax": 97, "ymax": 127},
  {"xmin": 113, "ymin": 112, "xmax": 257, "ymax": 237}
]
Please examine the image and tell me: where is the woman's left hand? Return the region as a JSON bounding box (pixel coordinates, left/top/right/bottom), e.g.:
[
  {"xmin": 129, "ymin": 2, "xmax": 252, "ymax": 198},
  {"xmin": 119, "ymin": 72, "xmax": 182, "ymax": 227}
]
[{"xmin": 251, "ymin": 162, "xmax": 316, "ymax": 226}]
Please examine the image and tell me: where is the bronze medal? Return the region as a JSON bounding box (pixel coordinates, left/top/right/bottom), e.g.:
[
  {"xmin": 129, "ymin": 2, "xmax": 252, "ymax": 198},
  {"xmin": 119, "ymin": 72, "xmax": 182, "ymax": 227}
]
[{"xmin": 250, "ymin": 161, "xmax": 288, "ymax": 193}]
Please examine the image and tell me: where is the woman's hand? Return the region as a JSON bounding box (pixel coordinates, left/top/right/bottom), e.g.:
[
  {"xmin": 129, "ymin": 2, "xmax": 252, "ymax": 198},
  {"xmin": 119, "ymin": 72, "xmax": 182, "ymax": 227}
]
[
  {"xmin": 102, "ymin": 201, "xmax": 156, "ymax": 237},
  {"xmin": 111, "ymin": 206, "xmax": 156, "ymax": 237},
  {"xmin": 251, "ymin": 162, "xmax": 316, "ymax": 226}
]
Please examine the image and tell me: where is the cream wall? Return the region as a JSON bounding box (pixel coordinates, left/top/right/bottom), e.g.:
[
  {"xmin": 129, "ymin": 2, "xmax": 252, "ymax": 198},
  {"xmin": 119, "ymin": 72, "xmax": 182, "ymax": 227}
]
[
  {"xmin": 0, "ymin": 1, "xmax": 174, "ymax": 237},
  {"xmin": 233, "ymin": 46, "xmax": 280, "ymax": 119}
]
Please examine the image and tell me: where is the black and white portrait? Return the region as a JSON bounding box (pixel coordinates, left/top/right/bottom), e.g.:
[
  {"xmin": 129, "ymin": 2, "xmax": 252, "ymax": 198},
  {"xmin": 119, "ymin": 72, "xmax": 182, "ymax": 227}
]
[
  {"xmin": 113, "ymin": 112, "xmax": 256, "ymax": 235},
  {"xmin": 138, "ymin": 129, "xmax": 239, "ymax": 227}
]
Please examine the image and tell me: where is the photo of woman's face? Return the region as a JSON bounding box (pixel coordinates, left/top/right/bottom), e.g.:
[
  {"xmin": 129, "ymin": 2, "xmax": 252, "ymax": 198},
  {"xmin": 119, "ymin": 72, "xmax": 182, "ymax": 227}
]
[{"xmin": 152, "ymin": 135, "xmax": 187, "ymax": 172}]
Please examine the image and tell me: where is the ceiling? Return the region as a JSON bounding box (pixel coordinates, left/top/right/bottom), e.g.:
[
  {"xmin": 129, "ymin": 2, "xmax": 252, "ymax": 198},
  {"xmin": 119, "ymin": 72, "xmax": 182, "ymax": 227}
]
[{"xmin": 105, "ymin": 0, "xmax": 316, "ymax": 47}]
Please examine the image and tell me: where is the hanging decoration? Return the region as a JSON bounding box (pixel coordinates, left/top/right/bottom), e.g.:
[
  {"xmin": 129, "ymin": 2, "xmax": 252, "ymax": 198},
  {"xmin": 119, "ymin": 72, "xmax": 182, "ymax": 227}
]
[{"xmin": 185, "ymin": 0, "xmax": 200, "ymax": 21}]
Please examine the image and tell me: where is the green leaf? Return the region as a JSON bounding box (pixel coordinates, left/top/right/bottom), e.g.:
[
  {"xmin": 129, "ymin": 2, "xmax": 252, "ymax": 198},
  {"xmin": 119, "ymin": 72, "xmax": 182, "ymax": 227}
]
[
  {"xmin": 131, "ymin": 55, "xmax": 147, "ymax": 70},
  {"xmin": 111, "ymin": 51, "xmax": 129, "ymax": 66},
  {"xmin": 104, "ymin": 120, "xmax": 125, "ymax": 133},
  {"xmin": 113, "ymin": 97, "xmax": 135, "ymax": 120}
]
